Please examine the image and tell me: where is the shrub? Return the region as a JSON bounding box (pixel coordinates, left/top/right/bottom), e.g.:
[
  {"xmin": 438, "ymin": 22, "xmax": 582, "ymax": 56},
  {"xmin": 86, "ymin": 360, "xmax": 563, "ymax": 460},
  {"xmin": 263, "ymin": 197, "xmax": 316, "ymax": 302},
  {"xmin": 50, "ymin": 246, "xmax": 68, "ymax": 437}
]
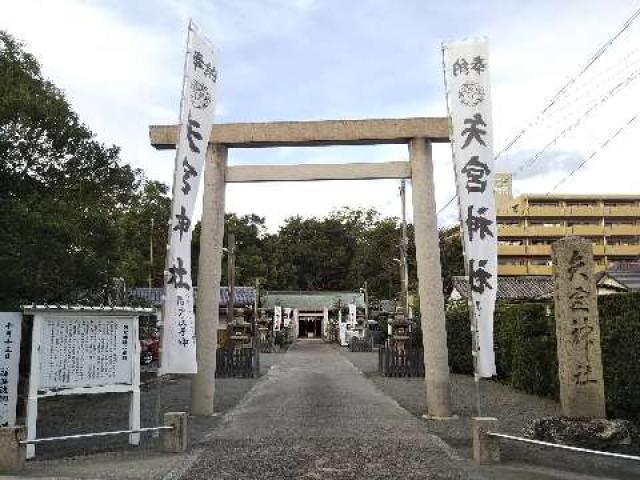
[
  {"xmin": 445, "ymin": 303, "xmax": 474, "ymax": 374},
  {"xmin": 445, "ymin": 292, "xmax": 640, "ymax": 423},
  {"xmin": 507, "ymin": 303, "xmax": 557, "ymax": 397},
  {"xmin": 599, "ymin": 293, "xmax": 640, "ymax": 423}
]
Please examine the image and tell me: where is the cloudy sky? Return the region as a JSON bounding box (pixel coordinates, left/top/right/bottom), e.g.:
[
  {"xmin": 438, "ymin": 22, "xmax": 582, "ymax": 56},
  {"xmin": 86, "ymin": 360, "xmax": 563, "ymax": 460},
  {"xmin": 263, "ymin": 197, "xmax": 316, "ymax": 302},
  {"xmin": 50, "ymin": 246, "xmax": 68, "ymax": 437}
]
[{"xmin": 3, "ymin": 0, "xmax": 640, "ymax": 229}]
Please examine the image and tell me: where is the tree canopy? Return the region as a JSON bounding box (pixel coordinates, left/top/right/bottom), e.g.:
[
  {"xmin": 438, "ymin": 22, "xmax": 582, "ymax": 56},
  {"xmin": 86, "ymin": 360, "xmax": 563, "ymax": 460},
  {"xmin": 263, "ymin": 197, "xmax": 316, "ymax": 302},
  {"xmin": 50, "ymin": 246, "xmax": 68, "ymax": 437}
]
[
  {"xmin": 0, "ymin": 31, "xmax": 168, "ymax": 308},
  {"xmin": 0, "ymin": 30, "xmax": 464, "ymax": 308}
]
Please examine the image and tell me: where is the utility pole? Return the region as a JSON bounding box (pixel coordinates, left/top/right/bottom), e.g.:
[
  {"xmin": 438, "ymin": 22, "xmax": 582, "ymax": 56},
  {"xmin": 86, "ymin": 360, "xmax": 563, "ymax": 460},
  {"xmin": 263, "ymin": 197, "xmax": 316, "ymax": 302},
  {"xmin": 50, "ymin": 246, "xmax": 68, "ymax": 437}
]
[
  {"xmin": 149, "ymin": 218, "xmax": 154, "ymax": 291},
  {"xmin": 227, "ymin": 232, "xmax": 236, "ymax": 324},
  {"xmin": 399, "ymin": 179, "xmax": 409, "ymax": 316},
  {"xmin": 363, "ymin": 280, "xmax": 369, "ymax": 320}
]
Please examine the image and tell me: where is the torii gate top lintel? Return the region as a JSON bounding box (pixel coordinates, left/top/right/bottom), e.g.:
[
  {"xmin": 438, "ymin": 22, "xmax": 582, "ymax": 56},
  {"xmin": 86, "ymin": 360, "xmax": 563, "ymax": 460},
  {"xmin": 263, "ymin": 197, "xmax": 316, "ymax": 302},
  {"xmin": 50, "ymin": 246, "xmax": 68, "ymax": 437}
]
[{"xmin": 149, "ymin": 116, "xmax": 450, "ymax": 150}]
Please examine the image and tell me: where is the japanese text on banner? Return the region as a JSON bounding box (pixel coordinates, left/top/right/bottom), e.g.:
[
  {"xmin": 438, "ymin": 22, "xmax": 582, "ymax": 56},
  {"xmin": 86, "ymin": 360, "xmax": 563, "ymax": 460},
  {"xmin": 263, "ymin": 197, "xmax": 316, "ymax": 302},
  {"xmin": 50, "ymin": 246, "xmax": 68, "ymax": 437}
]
[
  {"xmin": 444, "ymin": 38, "xmax": 497, "ymax": 377},
  {"xmin": 162, "ymin": 26, "xmax": 219, "ymax": 374}
]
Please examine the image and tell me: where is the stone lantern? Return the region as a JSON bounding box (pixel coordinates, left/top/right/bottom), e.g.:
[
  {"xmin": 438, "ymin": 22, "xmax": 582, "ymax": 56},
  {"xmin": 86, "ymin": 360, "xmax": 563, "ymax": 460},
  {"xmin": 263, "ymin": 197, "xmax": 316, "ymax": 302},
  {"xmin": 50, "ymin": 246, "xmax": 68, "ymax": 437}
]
[
  {"xmin": 391, "ymin": 307, "xmax": 411, "ymax": 354},
  {"xmin": 256, "ymin": 308, "xmax": 272, "ymax": 351},
  {"xmin": 229, "ymin": 307, "xmax": 252, "ymax": 349}
]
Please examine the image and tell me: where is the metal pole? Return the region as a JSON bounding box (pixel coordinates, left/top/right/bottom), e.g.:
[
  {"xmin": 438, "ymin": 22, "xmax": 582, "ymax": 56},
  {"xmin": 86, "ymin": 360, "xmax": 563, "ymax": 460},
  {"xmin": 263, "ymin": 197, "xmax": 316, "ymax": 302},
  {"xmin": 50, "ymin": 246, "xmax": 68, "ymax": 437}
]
[
  {"xmin": 399, "ymin": 179, "xmax": 409, "ymax": 316},
  {"xmin": 487, "ymin": 433, "xmax": 640, "ymax": 462},
  {"xmin": 254, "ymin": 278, "xmax": 260, "ymax": 374},
  {"xmin": 228, "ymin": 232, "xmax": 236, "ymax": 324},
  {"xmin": 22, "ymin": 427, "xmax": 173, "ymax": 444},
  {"xmin": 364, "ymin": 281, "xmax": 368, "ymax": 320}
]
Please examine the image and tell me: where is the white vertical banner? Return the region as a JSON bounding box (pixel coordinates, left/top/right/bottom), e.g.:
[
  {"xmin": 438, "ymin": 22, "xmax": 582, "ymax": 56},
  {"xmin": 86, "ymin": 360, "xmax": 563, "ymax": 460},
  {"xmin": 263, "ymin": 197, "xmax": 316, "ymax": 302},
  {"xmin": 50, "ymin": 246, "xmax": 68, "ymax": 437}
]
[
  {"xmin": 0, "ymin": 313, "xmax": 21, "ymax": 426},
  {"xmin": 273, "ymin": 306, "xmax": 282, "ymax": 332},
  {"xmin": 444, "ymin": 38, "xmax": 497, "ymax": 377},
  {"xmin": 162, "ymin": 23, "xmax": 219, "ymax": 374},
  {"xmin": 284, "ymin": 308, "xmax": 292, "ymax": 328},
  {"xmin": 348, "ymin": 304, "xmax": 357, "ymax": 327}
]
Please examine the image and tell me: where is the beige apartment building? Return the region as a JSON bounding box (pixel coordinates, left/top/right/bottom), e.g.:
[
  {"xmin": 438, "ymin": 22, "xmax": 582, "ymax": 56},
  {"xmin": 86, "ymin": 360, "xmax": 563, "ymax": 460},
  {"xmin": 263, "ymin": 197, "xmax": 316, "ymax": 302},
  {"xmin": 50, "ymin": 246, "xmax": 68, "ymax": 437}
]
[{"xmin": 495, "ymin": 174, "xmax": 640, "ymax": 276}]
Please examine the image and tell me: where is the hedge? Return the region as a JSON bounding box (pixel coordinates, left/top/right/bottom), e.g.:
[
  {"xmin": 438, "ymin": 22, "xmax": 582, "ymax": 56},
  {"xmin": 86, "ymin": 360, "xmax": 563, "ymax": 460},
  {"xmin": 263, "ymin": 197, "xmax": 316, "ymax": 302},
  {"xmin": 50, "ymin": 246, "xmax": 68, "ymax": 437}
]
[{"xmin": 446, "ymin": 292, "xmax": 640, "ymax": 423}]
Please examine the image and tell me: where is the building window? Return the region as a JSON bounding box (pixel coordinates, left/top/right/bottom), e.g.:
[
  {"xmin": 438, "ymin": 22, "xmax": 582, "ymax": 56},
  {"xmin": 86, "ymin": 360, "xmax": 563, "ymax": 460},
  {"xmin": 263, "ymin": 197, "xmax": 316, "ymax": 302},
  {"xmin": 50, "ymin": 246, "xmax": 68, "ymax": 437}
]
[
  {"xmin": 529, "ymin": 201, "xmax": 560, "ymax": 207},
  {"xmin": 499, "ymin": 219, "xmax": 522, "ymax": 226},
  {"xmin": 498, "ymin": 257, "xmax": 524, "ymax": 265},
  {"xmin": 529, "ymin": 220, "xmax": 562, "ymax": 227},
  {"xmin": 604, "ymin": 201, "xmax": 637, "ymax": 207},
  {"xmin": 499, "ymin": 239, "xmax": 523, "ymax": 246},
  {"xmin": 529, "ymin": 239, "xmax": 553, "ymax": 245},
  {"xmin": 529, "ymin": 258, "xmax": 553, "ymax": 266},
  {"xmin": 568, "ymin": 220, "xmax": 600, "ymax": 226},
  {"xmin": 608, "ymin": 237, "xmax": 638, "ymax": 246}
]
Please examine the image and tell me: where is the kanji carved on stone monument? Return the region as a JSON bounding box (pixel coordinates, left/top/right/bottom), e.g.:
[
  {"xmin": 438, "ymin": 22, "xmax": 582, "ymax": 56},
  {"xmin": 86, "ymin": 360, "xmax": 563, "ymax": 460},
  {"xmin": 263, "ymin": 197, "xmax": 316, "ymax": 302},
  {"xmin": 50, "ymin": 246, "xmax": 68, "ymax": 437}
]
[{"xmin": 552, "ymin": 236, "xmax": 606, "ymax": 418}]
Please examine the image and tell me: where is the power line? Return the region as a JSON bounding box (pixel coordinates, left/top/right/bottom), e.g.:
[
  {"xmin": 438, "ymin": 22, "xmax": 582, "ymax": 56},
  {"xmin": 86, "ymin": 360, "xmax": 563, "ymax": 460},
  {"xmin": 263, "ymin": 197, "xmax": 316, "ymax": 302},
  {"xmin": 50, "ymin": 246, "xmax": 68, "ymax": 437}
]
[
  {"xmin": 437, "ymin": 6, "xmax": 640, "ymax": 217},
  {"xmin": 494, "ymin": 6, "xmax": 640, "ymax": 163},
  {"xmin": 512, "ymin": 65, "xmax": 640, "ymax": 178},
  {"xmin": 547, "ymin": 110, "xmax": 640, "ymax": 193}
]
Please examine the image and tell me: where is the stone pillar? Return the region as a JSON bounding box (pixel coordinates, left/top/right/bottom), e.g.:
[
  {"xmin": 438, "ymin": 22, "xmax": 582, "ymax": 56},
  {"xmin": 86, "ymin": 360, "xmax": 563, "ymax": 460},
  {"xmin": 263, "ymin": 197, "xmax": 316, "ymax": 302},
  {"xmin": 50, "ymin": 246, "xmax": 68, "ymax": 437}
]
[
  {"xmin": 161, "ymin": 412, "xmax": 188, "ymax": 453},
  {"xmin": 409, "ymin": 138, "xmax": 451, "ymax": 418},
  {"xmin": 191, "ymin": 144, "xmax": 227, "ymax": 416},
  {"xmin": 552, "ymin": 236, "xmax": 606, "ymax": 418},
  {"xmin": 472, "ymin": 417, "xmax": 500, "ymax": 464},
  {"xmin": 0, "ymin": 426, "xmax": 25, "ymax": 472}
]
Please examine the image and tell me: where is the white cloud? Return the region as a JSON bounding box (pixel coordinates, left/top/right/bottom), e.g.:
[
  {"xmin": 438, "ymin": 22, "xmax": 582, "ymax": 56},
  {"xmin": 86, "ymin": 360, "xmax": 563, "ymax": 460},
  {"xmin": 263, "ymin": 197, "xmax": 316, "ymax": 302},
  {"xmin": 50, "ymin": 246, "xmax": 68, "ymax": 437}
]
[{"xmin": 3, "ymin": 0, "xmax": 640, "ymax": 231}]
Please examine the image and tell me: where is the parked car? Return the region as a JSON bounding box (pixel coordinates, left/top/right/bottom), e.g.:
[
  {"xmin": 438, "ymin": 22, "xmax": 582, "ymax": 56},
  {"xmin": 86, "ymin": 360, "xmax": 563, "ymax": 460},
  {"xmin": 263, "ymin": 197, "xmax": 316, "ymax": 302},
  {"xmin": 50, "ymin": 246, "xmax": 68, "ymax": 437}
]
[{"xmin": 140, "ymin": 336, "xmax": 160, "ymax": 365}]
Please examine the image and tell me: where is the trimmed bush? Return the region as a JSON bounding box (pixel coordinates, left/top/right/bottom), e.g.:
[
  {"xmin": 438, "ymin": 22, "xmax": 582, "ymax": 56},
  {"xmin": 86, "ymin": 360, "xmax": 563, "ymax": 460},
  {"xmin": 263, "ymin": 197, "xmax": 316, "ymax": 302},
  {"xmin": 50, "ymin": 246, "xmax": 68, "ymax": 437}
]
[
  {"xmin": 507, "ymin": 303, "xmax": 558, "ymax": 397},
  {"xmin": 445, "ymin": 292, "xmax": 640, "ymax": 424},
  {"xmin": 445, "ymin": 304, "xmax": 474, "ymax": 374},
  {"xmin": 599, "ymin": 293, "xmax": 640, "ymax": 423}
]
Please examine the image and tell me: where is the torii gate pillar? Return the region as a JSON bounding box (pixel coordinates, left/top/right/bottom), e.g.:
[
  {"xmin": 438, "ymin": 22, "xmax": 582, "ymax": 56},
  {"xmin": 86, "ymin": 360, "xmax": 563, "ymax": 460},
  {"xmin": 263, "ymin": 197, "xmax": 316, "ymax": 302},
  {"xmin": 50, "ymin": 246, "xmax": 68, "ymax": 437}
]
[
  {"xmin": 191, "ymin": 144, "xmax": 227, "ymax": 416},
  {"xmin": 409, "ymin": 138, "xmax": 451, "ymax": 417}
]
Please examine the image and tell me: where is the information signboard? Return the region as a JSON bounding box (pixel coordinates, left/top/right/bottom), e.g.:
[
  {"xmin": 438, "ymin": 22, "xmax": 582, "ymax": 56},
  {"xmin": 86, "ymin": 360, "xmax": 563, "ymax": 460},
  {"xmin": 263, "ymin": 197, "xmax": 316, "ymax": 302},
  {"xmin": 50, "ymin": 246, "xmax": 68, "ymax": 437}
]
[
  {"xmin": 0, "ymin": 312, "xmax": 21, "ymax": 427},
  {"xmin": 23, "ymin": 306, "xmax": 152, "ymax": 458}
]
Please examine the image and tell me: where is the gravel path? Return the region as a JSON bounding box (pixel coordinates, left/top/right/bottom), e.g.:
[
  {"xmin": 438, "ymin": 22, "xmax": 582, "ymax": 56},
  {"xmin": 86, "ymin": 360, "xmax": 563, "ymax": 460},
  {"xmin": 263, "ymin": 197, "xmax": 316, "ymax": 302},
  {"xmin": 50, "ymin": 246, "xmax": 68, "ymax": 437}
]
[
  {"xmin": 186, "ymin": 340, "xmax": 478, "ymax": 479},
  {"xmin": 25, "ymin": 353, "xmax": 284, "ymax": 460},
  {"xmin": 341, "ymin": 349, "xmax": 640, "ymax": 479}
]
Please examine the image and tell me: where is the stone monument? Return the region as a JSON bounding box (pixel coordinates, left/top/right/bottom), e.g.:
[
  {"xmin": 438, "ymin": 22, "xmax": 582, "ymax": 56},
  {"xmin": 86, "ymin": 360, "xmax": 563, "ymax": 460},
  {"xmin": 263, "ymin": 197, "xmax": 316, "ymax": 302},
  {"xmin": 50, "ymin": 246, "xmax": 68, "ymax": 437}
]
[{"xmin": 552, "ymin": 236, "xmax": 606, "ymax": 418}]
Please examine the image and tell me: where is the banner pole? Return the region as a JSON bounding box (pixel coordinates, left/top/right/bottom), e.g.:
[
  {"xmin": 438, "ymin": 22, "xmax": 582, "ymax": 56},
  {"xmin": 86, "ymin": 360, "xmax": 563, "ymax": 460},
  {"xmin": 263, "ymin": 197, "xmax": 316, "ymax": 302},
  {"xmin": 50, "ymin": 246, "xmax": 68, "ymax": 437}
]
[{"xmin": 441, "ymin": 42, "xmax": 482, "ymax": 418}]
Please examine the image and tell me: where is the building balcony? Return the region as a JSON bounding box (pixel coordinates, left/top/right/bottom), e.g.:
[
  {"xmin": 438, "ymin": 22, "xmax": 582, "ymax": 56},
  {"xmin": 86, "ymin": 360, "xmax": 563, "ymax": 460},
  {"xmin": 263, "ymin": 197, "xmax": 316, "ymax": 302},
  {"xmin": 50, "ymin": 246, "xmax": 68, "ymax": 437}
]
[
  {"xmin": 497, "ymin": 224, "xmax": 526, "ymax": 236},
  {"xmin": 604, "ymin": 206, "xmax": 640, "ymax": 217},
  {"xmin": 498, "ymin": 264, "xmax": 527, "ymax": 276},
  {"xmin": 527, "ymin": 206, "xmax": 565, "ymax": 217},
  {"xmin": 605, "ymin": 225, "xmax": 640, "ymax": 235},
  {"xmin": 606, "ymin": 245, "xmax": 640, "ymax": 256},
  {"xmin": 567, "ymin": 206, "xmax": 604, "ymax": 216},
  {"xmin": 498, "ymin": 244, "xmax": 526, "ymax": 255},
  {"xmin": 528, "ymin": 264, "xmax": 553, "ymax": 275},
  {"xmin": 592, "ymin": 245, "xmax": 605, "ymax": 256},
  {"xmin": 527, "ymin": 244, "xmax": 552, "ymax": 255},
  {"xmin": 496, "ymin": 207, "xmax": 522, "ymax": 218},
  {"xmin": 525, "ymin": 225, "xmax": 567, "ymax": 236},
  {"xmin": 570, "ymin": 225, "xmax": 604, "ymax": 236}
]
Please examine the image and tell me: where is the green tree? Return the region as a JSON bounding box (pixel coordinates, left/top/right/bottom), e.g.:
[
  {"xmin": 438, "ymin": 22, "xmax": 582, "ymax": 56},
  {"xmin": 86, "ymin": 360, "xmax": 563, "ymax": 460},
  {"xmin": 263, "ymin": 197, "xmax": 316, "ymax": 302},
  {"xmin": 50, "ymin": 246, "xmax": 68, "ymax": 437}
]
[
  {"xmin": 439, "ymin": 225, "xmax": 464, "ymax": 297},
  {"xmin": 192, "ymin": 213, "xmax": 270, "ymax": 287},
  {"xmin": 0, "ymin": 31, "xmax": 141, "ymax": 307},
  {"xmin": 116, "ymin": 180, "xmax": 171, "ymax": 288}
]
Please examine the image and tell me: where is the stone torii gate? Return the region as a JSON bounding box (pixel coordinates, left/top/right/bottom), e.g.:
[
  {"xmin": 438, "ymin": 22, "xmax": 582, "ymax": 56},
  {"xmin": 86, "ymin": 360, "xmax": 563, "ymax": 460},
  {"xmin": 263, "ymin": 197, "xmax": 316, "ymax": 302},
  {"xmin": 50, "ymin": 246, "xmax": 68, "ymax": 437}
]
[{"xmin": 149, "ymin": 116, "xmax": 452, "ymax": 418}]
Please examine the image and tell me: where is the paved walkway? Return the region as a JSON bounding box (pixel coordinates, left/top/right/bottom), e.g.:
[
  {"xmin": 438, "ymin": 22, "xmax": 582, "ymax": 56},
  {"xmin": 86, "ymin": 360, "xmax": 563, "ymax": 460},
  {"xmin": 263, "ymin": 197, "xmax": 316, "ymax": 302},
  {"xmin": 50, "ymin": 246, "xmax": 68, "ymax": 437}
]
[{"xmin": 186, "ymin": 340, "xmax": 477, "ymax": 479}]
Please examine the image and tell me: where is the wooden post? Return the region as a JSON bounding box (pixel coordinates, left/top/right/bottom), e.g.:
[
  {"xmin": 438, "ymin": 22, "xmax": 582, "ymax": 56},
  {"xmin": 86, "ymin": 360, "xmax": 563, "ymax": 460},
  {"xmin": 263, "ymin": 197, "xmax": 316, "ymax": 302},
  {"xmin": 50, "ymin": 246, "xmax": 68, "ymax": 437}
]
[
  {"xmin": 191, "ymin": 144, "xmax": 226, "ymax": 416},
  {"xmin": 409, "ymin": 138, "xmax": 451, "ymax": 418}
]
